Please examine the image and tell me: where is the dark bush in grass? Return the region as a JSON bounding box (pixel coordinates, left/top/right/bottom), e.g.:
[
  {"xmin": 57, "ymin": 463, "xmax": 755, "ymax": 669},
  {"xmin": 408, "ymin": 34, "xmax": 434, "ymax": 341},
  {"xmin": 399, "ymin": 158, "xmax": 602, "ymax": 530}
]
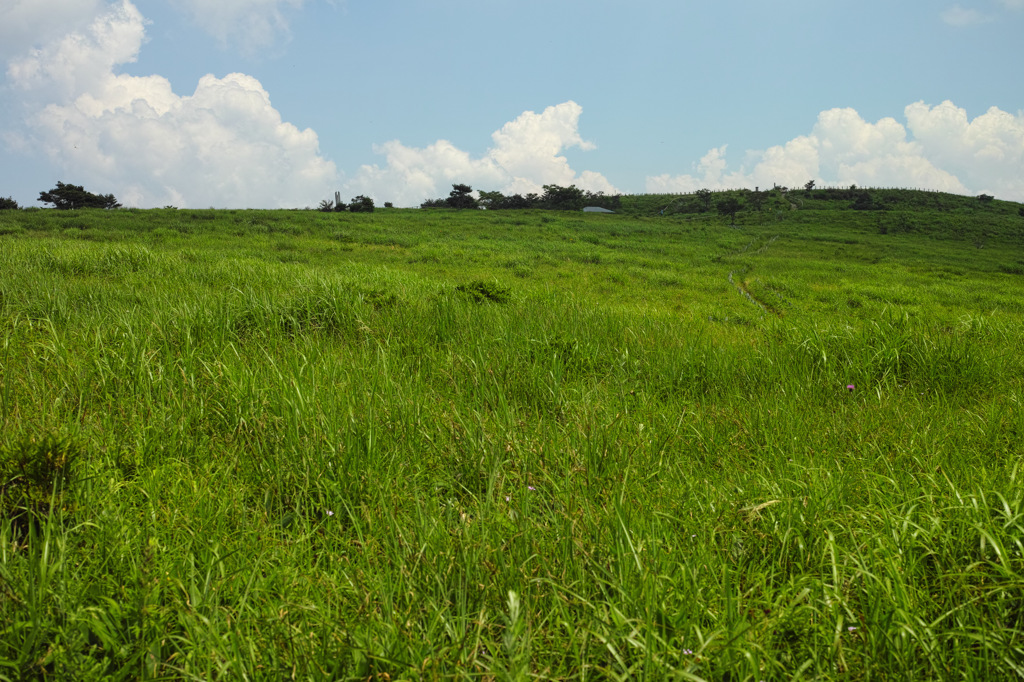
[
  {"xmin": 852, "ymin": 191, "xmax": 880, "ymax": 211},
  {"xmin": 454, "ymin": 280, "xmax": 511, "ymax": 304},
  {"xmin": 1, "ymin": 434, "xmax": 80, "ymax": 538}
]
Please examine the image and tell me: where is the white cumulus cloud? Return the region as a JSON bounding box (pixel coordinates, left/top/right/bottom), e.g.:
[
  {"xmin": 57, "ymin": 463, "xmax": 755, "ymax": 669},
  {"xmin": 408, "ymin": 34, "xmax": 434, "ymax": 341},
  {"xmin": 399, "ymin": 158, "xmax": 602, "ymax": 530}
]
[
  {"xmin": 0, "ymin": 0, "xmax": 108, "ymax": 62},
  {"xmin": 647, "ymin": 101, "xmax": 1024, "ymax": 201},
  {"xmin": 7, "ymin": 0, "xmax": 148, "ymax": 100},
  {"xmin": 344, "ymin": 101, "xmax": 618, "ymax": 207},
  {"xmin": 940, "ymin": 5, "xmax": 991, "ymax": 26},
  {"xmin": 4, "ymin": 0, "xmax": 338, "ymax": 208},
  {"xmin": 904, "ymin": 101, "xmax": 1024, "ymax": 199},
  {"xmin": 170, "ymin": 0, "xmax": 309, "ymax": 52}
]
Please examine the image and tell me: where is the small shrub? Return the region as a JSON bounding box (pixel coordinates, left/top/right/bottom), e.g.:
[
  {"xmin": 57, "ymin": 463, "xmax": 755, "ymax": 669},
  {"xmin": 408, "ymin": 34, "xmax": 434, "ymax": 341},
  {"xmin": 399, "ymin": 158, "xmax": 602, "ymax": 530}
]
[
  {"xmin": 454, "ymin": 280, "xmax": 511, "ymax": 304},
  {"xmin": 363, "ymin": 288, "xmax": 401, "ymax": 310},
  {"xmin": 0, "ymin": 196, "xmax": 20, "ymax": 210},
  {"xmin": 851, "ymin": 191, "xmax": 878, "ymax": 211},
  {"xmin": 1, "ymin": 434, "xmax": 80, "ymax": 537}
]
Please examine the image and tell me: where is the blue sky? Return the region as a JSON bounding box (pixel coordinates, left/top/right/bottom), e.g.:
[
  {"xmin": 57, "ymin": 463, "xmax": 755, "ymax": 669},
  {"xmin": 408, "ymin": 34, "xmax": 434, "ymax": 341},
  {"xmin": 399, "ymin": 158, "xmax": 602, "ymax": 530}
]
[{"xmin": 2, "ymin": 0, "xmax": 1023, "ymax": 208}]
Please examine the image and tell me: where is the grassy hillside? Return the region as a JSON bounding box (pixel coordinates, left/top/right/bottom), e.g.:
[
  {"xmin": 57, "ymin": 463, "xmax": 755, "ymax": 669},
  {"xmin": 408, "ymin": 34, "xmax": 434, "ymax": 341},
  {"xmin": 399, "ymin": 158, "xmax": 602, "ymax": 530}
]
[{"xmin": 1, "ymin": 196, "xmax": 1023, "ymax": 679}]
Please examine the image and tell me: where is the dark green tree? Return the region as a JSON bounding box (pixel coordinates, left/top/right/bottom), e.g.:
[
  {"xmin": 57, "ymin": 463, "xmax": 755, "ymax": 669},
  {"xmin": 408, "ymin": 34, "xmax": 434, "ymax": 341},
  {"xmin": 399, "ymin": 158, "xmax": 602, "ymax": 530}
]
[
  {"xmin": 716, "ymin": 196, "xmax": 742, "ymax": 225},
  {"xmin": 38, "ymin": 182, "xmax": 120, "ymax": 210},
  {"xmin": 446, "ymin": 184, "xmax": 478, "ymax": 210},
  {"xmin": 477, "ymin": 190, "xmax": 505, "ymax": 210},
  {"xmin": 0, "ymin": 196, "xmax": 19, "ymax": 210},
  {"xmin": 348, "ymin": 195, "xmax": 375, "ymax": 213},
  {"xmin": 541, "ymin": 184, "xmax": 585, "ymax": 211},
  {"xmin": 696, "ymin": 188, "xmax": 713, "ymax": 212},
  {"xmin": 497, "ymin": 193, "xmax": 536, "ymax": 209},
  {"xmin": 582, "ymin": 189, "xmax": 621, "ymax": 211}
]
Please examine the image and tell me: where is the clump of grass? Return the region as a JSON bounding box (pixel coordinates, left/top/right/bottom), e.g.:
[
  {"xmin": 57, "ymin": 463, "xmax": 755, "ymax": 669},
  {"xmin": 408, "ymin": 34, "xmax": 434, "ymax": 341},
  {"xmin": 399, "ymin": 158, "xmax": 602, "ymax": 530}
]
[
  {"xmin": 455, "ymin": 279, "xmax": 512, "ymax": 304},
  {"xmin": 1, "ymin": 433, "xmax": 80, "ymax": 538}
]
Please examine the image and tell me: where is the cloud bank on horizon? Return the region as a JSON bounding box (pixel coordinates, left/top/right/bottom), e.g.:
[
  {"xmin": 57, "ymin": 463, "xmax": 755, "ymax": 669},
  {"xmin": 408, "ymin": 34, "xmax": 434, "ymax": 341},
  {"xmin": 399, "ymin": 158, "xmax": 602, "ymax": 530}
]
[
  {"xmin": 2, "ymin": 0, "xmax": 1023, "ymax": 208},
  {"xmin": 345, "ymin": 101, "xmax": 619, "ymax": 208},
  {"xmin": 5, "ymin": 0, "xmax": 337, "ymax": 209},
  {"xmin": 648, "ymin": 102, "xmax": 1024, "ymax": 202}
]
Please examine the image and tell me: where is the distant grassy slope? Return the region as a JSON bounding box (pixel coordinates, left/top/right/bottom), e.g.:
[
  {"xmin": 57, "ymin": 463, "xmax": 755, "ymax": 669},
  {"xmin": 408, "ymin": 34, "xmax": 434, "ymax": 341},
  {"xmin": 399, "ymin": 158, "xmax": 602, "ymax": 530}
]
[
  {"xmin": 2, "ymin": 197, "xmax": 1022, "ymax": 314},
  {"xmin": 619, "ymin": 186, "xmax": 1023, "ymax": 227}
]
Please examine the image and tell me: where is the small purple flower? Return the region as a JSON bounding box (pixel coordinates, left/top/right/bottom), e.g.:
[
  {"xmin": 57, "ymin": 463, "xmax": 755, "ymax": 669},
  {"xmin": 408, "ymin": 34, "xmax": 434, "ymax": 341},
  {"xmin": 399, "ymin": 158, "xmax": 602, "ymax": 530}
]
[
  {"xmin": 846, "ymin": 384, "xmax": 855, "ymax": 392},
  {"xmin": 326, "ymin": 510, "xmax": 334, "ymax": 517},
  {"xmin": 528, "ymin": 486, "xmax": 536, "ymax": 491}
]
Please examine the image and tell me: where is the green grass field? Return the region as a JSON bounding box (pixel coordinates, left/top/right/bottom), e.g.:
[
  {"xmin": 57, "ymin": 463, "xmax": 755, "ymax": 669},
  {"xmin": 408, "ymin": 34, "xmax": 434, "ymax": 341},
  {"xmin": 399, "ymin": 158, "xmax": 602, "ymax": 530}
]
[{"xmin": 2, "ymin": 192, "xmax": 1024, "ymax": 679}]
